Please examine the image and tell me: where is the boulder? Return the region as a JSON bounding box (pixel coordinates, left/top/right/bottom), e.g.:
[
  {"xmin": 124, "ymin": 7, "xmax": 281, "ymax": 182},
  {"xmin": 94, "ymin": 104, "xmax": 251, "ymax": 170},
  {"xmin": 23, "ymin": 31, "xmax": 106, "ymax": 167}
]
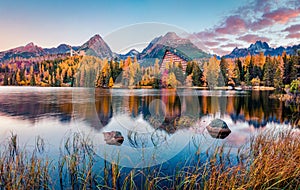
[
  {"xmin": 103, "ymin": 131, "xmax": 124, "ymax": 146},
  {"xmin": 206, "ymin": 119, "xmax": 231, "ymax": 139}
]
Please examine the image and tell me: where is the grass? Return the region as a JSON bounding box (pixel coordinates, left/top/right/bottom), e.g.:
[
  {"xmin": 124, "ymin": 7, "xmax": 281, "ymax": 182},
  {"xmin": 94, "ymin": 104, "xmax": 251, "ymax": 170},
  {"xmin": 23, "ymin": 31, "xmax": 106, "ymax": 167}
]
[{"xmin": 0, "ymin": 129, "xmax": 299, "ymax": 189}]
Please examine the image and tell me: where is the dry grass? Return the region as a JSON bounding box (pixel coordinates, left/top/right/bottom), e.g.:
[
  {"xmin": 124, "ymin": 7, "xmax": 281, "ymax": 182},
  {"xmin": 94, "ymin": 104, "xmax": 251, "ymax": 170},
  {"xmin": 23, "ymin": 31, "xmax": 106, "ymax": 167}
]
[
  {"xmin": 0, "ymin": 129, "xmax": 299, "ymax": 189},
  {"xmin": 0, "ymin": 134, "xmax": 51, "ymax": 189}
]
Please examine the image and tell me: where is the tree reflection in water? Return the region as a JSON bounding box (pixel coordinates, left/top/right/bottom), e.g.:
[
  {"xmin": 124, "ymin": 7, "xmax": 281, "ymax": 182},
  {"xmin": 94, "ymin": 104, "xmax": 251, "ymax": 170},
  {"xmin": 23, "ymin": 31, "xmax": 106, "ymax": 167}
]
[{"xmin": 0, "ymin": 88, "xmax": 297, "ymax": 135}]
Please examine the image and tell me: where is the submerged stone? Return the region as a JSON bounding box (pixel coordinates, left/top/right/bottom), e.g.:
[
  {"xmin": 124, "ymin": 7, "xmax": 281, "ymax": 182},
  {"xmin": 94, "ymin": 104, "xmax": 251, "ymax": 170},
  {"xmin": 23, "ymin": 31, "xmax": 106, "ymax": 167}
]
[
  {"xmin": 206, "ymin": 119, "xmax": 231, "ymax": 139},
  {"xmin": 103, "ymin": 131, "xmax": 124, "ymax": 146}
]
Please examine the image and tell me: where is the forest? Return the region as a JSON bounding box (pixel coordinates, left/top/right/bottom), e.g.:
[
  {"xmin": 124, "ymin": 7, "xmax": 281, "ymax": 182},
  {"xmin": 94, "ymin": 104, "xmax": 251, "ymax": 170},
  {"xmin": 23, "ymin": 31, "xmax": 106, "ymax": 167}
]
[{"xmin": 0, "ymin": 51, "xmax": 299, "ymax": 90}]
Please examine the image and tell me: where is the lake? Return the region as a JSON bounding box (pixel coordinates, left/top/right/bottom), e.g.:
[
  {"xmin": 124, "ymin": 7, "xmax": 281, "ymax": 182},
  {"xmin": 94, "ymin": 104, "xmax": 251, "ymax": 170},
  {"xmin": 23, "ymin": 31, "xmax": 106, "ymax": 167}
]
[
  {"xmin": 1, "ymin": 86, "xmax": 298, "ymax": 188},
  {"xmin": 0, "ymin": 87, "xmax": 294, "ymax": 168}
]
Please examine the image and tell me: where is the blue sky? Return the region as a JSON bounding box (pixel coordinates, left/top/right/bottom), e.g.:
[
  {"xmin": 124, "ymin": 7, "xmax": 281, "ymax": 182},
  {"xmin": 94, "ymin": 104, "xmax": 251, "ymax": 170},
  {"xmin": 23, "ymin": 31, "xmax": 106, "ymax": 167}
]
[{"xmin": 0, "ymin": 0, "xmax": 299, "ymax": 55}]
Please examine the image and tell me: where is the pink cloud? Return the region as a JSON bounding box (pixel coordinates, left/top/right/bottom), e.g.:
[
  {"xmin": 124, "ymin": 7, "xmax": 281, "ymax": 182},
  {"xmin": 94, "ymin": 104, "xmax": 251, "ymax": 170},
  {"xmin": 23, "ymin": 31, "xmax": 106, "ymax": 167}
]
[
  {"xmin": 194, "ymin": 31, "xmax": 217, "ymax": 39},
  {"xmin": 193, "ymin": 0, "xmax": 300, "ymax": 49},
  {"xmin": 248, "ymin": 8, "xmax": 300, "ymax": 31},
  {"xmin": 211, "ymin": 48, "xmax": 231, "ymax": 56},
  {"xmin": 203, "ymin": 41, "xmax": 220, "ymax": 47},
  {"xmin": 215, "ymin": 16, "xmax": 247, "ymax": 35},
  {"xmin": 263, "ymin": 8, "xmax": 300, "ymax": 24},
  {"xmin": 286, "ymin": 33, "xmax": 300, "ymax": 39},
  {"xmin": 253, "ymin": 0, "xmax": 272, "ymax": 12},
  {"xmin": 215, "ymin": 37, "xmax": 230, "ymax": 42},
  {"xmin": 237, "ymin": 34, "xmax": 270, "ymax": 43},
  {"xmin": 249, "ymin": 18, "xmax": 274, "ymax": 31},
  {"xmin": 189, "ymin": 31, "xmax": 219, "ymax": 50},
  {"xmin": 283, "ymin": 24, "xmax": 300, "ymax": 33},
  {"xmin": 220, "ymin": 43, "xmax": 244, "ymax": 48}
]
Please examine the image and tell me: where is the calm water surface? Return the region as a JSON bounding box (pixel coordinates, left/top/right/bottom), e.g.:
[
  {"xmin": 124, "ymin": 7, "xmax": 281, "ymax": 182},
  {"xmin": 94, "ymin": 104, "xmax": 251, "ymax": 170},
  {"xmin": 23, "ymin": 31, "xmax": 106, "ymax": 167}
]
[{"xmin": 0, "ymin": 87, "xmax": 294, "ymax": 168}]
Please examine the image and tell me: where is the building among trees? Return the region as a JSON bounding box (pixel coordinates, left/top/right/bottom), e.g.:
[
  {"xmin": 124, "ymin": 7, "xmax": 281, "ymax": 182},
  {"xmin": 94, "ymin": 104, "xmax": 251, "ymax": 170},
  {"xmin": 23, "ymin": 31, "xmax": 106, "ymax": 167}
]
[{"xmin": 160, "ymin": 49, "xmax": 191, "ymax": 73}]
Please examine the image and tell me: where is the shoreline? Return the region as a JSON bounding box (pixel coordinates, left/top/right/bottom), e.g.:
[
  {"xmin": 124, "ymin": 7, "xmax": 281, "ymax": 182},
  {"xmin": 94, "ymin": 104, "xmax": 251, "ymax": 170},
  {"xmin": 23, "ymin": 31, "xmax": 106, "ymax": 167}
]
[
  {"xmin": 0, "ymin": 85, "xmax": 278, "ymax": 92},
  {"xmin": 0, "ymin": 85, "xmax": 277, "ymax": 91}
]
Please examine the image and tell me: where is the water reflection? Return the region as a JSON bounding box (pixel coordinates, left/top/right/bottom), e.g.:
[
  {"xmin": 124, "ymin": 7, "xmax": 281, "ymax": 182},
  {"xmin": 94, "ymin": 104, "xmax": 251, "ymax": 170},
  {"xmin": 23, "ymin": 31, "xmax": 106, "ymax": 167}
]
[
  {"xmin": 0, "ymin": 87, "xmax": 73, "ymax": 122},
  {"xmin": 0, "ymin": 88, "xmax": 296, "ymax": 152},
  {"xmin": 0, "ymin": 87, "xmax": 296, "ymax": 167},
  {"xmin": 0, "ymin": 88, "xmax": 295, "ymax": 132}
]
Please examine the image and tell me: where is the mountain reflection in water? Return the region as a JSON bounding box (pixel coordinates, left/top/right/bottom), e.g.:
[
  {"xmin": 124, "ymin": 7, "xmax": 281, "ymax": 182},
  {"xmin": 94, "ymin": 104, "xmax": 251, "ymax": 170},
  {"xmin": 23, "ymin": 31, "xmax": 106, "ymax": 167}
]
[
  {"xmin": 0, "ymin": 88, "xmax": 294, "ymax": 132},
  {"xmin": 0, "ymin": 87, "xmax": 296, "ymax": 167}
]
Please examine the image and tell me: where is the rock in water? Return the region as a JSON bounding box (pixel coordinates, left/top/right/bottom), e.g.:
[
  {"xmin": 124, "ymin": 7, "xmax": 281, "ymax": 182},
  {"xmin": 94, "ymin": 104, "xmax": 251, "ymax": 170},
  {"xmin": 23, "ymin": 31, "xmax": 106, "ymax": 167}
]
[
  {"xmin": 206, "ymin": 119, "xmax": 231, "ymax": 139},
  {"xmin": 103, "ymin": 131, "xmax": 124, "ymax": 146}
]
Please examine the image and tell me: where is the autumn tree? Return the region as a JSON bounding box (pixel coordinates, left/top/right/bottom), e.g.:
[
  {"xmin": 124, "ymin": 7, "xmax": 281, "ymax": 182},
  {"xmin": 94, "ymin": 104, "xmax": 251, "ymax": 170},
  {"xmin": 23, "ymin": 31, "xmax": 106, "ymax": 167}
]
[
  {"xmin": 192, "ymin": 63, "xmax": 203, "ymax": 86},
  {"xmin": 257, "ymin": 52, "xmax": 265, "ymax": 69},
  {"xmin": 128, "ymin": 57, "xmax": 141, "ymax": 86},
  {"xmin": 168, "ymin": 72, "xmax": 177, "ymax": 88},
  {"xmin": 185, "ymin": 62, "xmax": 193, "ymax": 77},
  {"xmin": 152, "ymin": 59, "xmax": 161, "ymax": 88},
  {"xmin": 220, "ymin": 57, "xmax": 228, "ymax": 85},
  {"xmin": 236, "ymin": 58, "xmax": 244, "ymax": 82},
  {"xmin": 226, "ymin": 59, "xmax": 235, "ymax": 86},
  {"xmin": 245, "ymin": 56, "xmax": 254, "ymax": 85},
  {"xmin": 76, "ymin": 56, "xmax": 101, "ymax": 87},
  {"xmin": 16, "ymin": 69, "xmax": 21, "ymax": 85},
  {"xmin": 169, "ymin": 62, "xmax": 185, "ymax": 85},
  {"xmin": 185, "ymin": 73, "xmax": 193, "ymax": 87},
  {"xmin": 134, "ymin": 67, "xmax": 143, "ymax": 86},
  {"xmin": 108, "ymin": 77, "xmax": 114, "ymax": 88},
  {"xmin": 121, "ymin": 57, "xmax": 132, "ymax": 86},
  {"xmin": 205, "ymin": 56, "xmax": 220, "ymax": 88},
  {"xmin": 251, "ymin": 77, "xmax": 260, "ymax": 86},
  {"xmin": 161, "ymin": 72, "xmax": 168, "ymax": 88},
  {"xmin": 273, "ymin": 55, "xmax": 284, "ymax": 88},
  {"xmin": 30, "ymin": 73, "xmax": 36, "ymax": 86},
  {"xmin": 3, "ymin": 72, "xmax": 8, "ymax": 85},
  {"xmin": 283, "ymin": 53, "xmax": 298, "ymax": 85},
  {"xmin": 233, "ymin": 62, "xmax": 241, "ymax": 85}
]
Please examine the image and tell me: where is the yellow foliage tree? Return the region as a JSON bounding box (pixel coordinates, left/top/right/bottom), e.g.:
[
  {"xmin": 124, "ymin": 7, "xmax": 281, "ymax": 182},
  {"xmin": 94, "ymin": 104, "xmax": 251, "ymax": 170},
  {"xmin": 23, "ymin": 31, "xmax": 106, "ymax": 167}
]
[
  {"xmin": 205, "ymin": 56, "xmax": 220, "ymax": 88},
  {"xmin": 109, "ymin": 77, "xmax": 114, "ymax": 88},
  {"xmin": 168, "ymin": 72, "xmax": 177, "ymax": 88}
]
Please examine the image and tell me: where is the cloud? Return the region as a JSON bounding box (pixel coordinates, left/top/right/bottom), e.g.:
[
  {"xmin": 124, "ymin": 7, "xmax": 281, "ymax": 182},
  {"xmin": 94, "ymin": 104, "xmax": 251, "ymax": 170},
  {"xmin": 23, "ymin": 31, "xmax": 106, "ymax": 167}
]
[
  {"xmin": 215, "ymin": 16, "xmax": 247, "ymax": 35},
  {"xmin": 237, "ymin": 34, "xmax": 270, "ymax": 43},
  {"xmin": 188, "ymin": 31, "xmax": 218, "ymax": 50},
  {"xmin": 283, "ymin": 24, "xmax": 300, "ymax": 40},
  {"xmin": 215, "ymin": 37, "xmax": 230, "ymax": 42},
  {"xmin": 194, "ymin": 0, "xmax": 299, "ymax": 39},
  {"xmin": 203, "ymin": 41, "xmax": 220, "ymax": 47},
  {"xmin": 253, "ymin": 0, "xmax": 272, "ymax": 12},
  {"xmin": 249, "ymin": 18, "xmax": 274, "ymax": 31},
  {"xmin": 263, "ymin": 8, "xmax": 300, "ymax": 24},
  {"xmin": 248, "ymin": 7, "xmax": 300, "ymax": 31},
  {"xmin": 192, "ymin": 0, "xmax": 300, "ymax": 55},
  {"xmin": 220, "ymin": 43, "xmax": 244, "ymax": 48},
  {"xmin": 283, "ymin": 24, "xmax": 300, "ymax": 33},
  {"xmin": 194, "ymin": 31, "xmax": 217, "ymax": 39},
  {"xmin": 286, "ymin": 33, "xmax": 300, "ymax": 38},
  {"xmin": 210, "ymin": 48, "xmax": 231, "ymax": 56}
]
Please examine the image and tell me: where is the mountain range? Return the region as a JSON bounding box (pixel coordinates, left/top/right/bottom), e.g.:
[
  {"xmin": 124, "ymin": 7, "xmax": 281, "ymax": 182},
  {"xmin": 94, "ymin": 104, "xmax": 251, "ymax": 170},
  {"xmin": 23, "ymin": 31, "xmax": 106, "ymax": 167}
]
[
  {"xmin": 139, "ymin": 32, "xmax": 210, "ymax": 59},
  {"xmin": 225, "ymin": 41, "xmax": 300, "ymax": 58},
  {"xmin": 0, "ymin": 33, "xmax": 299, "ymax": 63},
  {"xmin": 44, "ymin": 44, "xmax": 80, "ymax": 55}
]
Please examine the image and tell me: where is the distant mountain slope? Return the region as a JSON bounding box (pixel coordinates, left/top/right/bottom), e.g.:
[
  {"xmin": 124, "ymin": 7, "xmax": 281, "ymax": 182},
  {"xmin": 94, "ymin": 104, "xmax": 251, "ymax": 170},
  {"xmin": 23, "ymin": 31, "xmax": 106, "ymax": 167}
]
[
  {"xmin": 78, "ymin": 34, "xmax": 113, "ymax": 59},
  {"xmin": 2, "ymin": 34, "xmax": 299, "ymax": 64},
  {"xmin": 140, "ymin": 32, "xmax": 210, "ymax": 61},
  {"xmin": 225, "ymin": 41, "xmax": 300, "ymax": 58},
  {"xmin": 119, "ymin": 49, "xmax": 140, "ymax": 60},
  {"xmin": 44, "ymin": 44, "xmax": 80, "ymax": 54},
  {"xmin": 0, "ymin": 34, "xmax": 114, "ymax": 62},
  {"xmin": 0, "ymin": 43, "xmax": 46, "ymax": 61}
]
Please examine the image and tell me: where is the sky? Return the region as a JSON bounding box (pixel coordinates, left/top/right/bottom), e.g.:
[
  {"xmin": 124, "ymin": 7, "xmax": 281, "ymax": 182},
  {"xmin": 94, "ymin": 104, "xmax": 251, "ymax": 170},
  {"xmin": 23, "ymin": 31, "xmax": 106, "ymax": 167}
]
[{"xmin": 0, "ymin": 0, "xmax": 299, "ymax": 55}]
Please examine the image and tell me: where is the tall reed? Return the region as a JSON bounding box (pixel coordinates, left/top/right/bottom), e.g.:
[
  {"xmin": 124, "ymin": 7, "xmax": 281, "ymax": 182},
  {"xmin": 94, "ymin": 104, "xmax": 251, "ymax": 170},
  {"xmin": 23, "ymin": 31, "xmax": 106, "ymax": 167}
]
[{"xmin": 0, "ymin": 129, "xmax": 299, "ymax": 189}]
